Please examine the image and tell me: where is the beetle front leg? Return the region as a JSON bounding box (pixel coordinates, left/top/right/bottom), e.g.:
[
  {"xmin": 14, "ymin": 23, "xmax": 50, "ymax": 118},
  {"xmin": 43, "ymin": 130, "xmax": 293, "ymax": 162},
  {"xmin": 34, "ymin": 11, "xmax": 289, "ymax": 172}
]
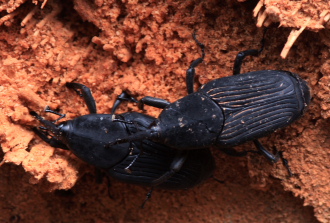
[
  {"xmin": 66, "ymin": 82, "xmax": 97, "ymax": 114},
  {"xmin": 186, "ymin": 32, "xmax": 205, "ymax": 94},
  {"xmin": 111, "ymin": 91, "xmax": 169, "ymax": 112}
]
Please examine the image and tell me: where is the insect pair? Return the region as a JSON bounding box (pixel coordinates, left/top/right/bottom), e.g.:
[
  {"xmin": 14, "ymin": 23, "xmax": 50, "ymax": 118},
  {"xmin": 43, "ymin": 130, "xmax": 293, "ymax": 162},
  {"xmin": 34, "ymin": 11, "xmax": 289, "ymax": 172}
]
[{"xmin": 30, "ymin": 33, "xmax": 310, "ymax": 206}]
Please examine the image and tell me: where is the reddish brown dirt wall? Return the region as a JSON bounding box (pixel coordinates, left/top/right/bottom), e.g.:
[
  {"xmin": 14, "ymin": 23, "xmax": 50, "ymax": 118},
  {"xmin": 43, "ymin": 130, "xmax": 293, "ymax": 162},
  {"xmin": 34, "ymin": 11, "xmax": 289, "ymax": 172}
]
[{"xmin": 0, "ymin": 0, "xmax": 329, "ymax": 222}]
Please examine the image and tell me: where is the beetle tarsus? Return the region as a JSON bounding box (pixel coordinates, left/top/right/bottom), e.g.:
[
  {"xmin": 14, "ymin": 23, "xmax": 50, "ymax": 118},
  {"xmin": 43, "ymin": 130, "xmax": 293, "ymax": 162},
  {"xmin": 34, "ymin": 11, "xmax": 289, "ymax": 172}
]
[
  {"xmin": 141, "ymin": 188, "xmax": 154, "ymax": 209},
  {"xmin": 278, "ymin": 151, "xmax": 293, "ymax": 177}
]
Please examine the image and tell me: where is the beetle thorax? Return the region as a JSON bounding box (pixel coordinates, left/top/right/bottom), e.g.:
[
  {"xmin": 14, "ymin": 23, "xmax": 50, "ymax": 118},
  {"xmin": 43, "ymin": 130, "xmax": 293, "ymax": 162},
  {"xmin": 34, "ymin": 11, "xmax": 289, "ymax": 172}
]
[{"xmin": 156, "ymin": 92, "xmax": 224, "ymax": 150}]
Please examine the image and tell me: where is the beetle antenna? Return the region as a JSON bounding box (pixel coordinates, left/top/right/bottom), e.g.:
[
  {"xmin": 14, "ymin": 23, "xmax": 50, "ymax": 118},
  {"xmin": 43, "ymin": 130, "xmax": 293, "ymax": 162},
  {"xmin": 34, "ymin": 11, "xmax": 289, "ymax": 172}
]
[{"xmin": 30, "ymin": 111, "xmax": 61, "ymax": 136}]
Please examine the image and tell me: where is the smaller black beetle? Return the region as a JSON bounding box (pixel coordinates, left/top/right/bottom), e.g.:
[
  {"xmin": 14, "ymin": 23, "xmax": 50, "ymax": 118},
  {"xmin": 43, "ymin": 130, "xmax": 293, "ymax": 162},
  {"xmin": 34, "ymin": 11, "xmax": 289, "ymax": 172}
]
[
  {"xmin": 108, "ymin": 33, "xmax": 311, "ymax": 166},
  {"xmin": 30, "ymin": 83, "xmax": 215, "ymax": 200}
]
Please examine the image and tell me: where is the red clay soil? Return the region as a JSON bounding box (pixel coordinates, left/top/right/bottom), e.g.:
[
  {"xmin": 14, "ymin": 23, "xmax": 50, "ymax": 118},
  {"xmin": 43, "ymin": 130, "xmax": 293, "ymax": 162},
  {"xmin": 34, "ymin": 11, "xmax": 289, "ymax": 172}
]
[{"xmin": 0, "ymin": 0, "xmax": 329, "ymax": 222}]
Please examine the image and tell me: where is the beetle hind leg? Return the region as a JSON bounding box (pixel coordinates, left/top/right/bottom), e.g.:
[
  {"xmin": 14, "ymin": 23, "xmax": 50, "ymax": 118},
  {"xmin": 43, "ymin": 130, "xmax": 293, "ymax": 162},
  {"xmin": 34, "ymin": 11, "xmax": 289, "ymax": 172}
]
[{"xmin": 253, "ymin": 140, "xmax": 293, "ymax": 176}]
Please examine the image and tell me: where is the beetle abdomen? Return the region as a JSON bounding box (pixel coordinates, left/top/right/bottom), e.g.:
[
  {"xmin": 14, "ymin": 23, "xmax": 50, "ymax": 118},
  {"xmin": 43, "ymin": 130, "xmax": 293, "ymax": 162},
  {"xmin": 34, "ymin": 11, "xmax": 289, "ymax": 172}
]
[{"xmin": 200, "ymin": 70, "xmax": 310, "ymax": 146}]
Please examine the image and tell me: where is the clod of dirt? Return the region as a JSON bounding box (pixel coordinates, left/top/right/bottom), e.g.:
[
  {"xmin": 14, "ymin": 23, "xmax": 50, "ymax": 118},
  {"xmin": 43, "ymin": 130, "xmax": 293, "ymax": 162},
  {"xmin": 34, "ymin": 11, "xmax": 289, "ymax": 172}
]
[{"xmin": 254, "ymin": 0, "xmax": 330, "ymax": 58}]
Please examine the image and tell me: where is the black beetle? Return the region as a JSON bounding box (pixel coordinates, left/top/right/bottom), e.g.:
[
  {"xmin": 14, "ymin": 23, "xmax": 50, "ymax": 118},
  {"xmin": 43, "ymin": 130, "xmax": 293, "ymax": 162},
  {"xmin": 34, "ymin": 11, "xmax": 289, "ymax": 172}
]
[
  {"xmin": 30, "ymin": 83, "xmax": 215, "ymax": 192},
  {"xmin": 108, "ymin": 33, "xmax": 311, "ymax": 165}
]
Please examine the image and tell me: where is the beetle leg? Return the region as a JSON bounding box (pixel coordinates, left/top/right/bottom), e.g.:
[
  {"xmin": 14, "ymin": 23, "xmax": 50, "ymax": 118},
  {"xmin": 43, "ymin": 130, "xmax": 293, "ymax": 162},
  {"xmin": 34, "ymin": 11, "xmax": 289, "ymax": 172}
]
[
  {"xmin": 233, "ymin": 49, "xmax": 260, "ymax": 75},
  {"xmin": 139, "ymin": 151, "xmax": 188, "ymax": 208},
  {"xmin": 32, "ymin": 127, "xmax": 69, "ymax": 150},
  {"xmin": 151, "ymin": 151, "xmax": 188, "ymax": 186},
  {"xmin": 278, "ymin": 151, "xmax": 293, "ymax": 177},
  {"xmin": 137, "ymin": 96, "xmax": 170, "ymax": 110},
  {"xmin": 186, "ymin": 32, "xmax": 205, "ymax": 94},
  {"xmin": 44, "ymin": 106, "xmax": 66, "ymax": 123},
  {"xmin": 112, "ymin": 91, "xmax": 168, "ymax": 112},
  {"xmin": 253, "ymin": 141, "xmax": 293, "ymax": 176},
  {"xmin": 233, "ymin": 28, "xmax": 267, "ymax": 75},
  {"xmin": 253, "ymin": 140, "xmax": 279, "ymax": 162},
  {"xmin": 94, "ymin": 169, "xmax": 115, "ymax": 199},
  {"xmin": 104, "ymin": 176, "xmax": 115, "ymax": 200},
  {"xmin": 141, "ymin": 187, "xmax": 154, "ymax": 209},
  {"xmin": 66, "ymin": 82, "xmax": 97, "ymax": 114},
  {"xmin": 112, "ymin": 91, "xmax": 138, "ymax": 114},
  {"xmin": 212, "ymin": 176, "xmax": 225, "ymax": 184}
]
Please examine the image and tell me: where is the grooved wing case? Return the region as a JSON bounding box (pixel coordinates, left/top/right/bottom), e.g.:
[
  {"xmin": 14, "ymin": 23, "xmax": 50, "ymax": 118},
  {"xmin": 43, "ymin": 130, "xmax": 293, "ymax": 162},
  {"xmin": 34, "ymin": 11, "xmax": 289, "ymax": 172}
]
[{"xmin": 200, "ymin": 70, "xmax": 310, "ymax": 146}]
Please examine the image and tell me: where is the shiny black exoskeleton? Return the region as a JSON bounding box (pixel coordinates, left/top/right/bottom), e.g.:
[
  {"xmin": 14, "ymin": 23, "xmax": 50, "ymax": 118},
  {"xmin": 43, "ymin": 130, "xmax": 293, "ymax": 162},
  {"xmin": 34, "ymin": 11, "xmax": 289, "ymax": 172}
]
[
  {"xmin": 30, "ymin": 83, "xmax": 215, "ymax": 192},
  {"xmin": 109, "ymin": 34, "xmax": 311, "ymax": 165}
]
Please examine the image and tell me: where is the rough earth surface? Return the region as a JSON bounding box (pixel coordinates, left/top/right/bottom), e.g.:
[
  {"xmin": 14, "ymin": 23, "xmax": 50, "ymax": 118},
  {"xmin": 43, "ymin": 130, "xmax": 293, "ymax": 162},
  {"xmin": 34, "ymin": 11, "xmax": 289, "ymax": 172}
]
[{"xmin": 0, "ymin": 0, "xmax": 329, "ymax": 222}]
